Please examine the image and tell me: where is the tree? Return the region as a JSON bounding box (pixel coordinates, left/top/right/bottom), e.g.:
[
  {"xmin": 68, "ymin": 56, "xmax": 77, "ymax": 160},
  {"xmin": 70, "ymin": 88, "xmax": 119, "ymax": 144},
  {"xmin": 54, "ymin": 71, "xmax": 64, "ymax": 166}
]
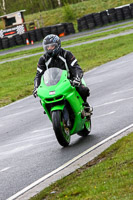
[
  {"xmin": 57, "ymin": 0, "xmax": 61, "ymax": 6},
  {"xmin": 1, "ymin": 0, "xmax": 6, "ymax": 14},
  {"xmin": 0, "ymin": 0, "xmax": 86, "ymax": 16}
]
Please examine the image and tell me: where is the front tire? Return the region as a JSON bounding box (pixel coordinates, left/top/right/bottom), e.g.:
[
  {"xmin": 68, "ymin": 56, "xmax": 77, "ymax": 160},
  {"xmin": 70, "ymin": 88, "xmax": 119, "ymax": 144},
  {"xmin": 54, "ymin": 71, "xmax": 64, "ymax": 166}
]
[{"xmin": 52, "ymin": 111, "xmax": 70, "ymax": 147}]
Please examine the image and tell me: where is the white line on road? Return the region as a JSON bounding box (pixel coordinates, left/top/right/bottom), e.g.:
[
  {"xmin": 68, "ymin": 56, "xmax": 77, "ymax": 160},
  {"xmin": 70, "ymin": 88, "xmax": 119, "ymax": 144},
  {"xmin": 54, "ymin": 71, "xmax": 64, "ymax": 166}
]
[
  {"xmin": 32, "ymin": 127, "xmax": 52, "ymax": 133},
  {"xmin": 94, "ymin": 96, "xmax": 133, "ymax": 108},
  {"xmin": 0, "ymin": 134, "xmax": 53, "ymax": 149},
  {"xmin": 0, "ymin": 96, "xmax": 32, "ymax": 111},
  {"xmin": 33, "ymin": 139, "xmax": 57, "ymax": 147},
  {"xmin": 112, "ymin": 87, "xmax": 133, "ymax": 95},
  {"xmin": 7, "ymin": 123, "xmax": 133, "ymax": 200},
  {"xmin": 1, "ymin": 107, "xmax": 41, "ymax": 120},
  {"xmin": 0, "ymin": 127, "xmax": 53, "ymax": 151},
  {"xmin": 93, "ymin": 111, "xmax": 115, "ymax": 119},
  {"xmin": 0, "ymin": 167, "xmax": 11, "ymax": 173},
  {"xmin": 0, "ymin": 145, "xmax": 33, "ymax": 156}
]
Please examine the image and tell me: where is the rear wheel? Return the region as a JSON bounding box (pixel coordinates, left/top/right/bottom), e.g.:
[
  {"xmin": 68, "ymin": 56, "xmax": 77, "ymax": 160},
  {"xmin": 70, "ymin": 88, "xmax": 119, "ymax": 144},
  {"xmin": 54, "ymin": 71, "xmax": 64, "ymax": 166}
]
[
  {"xmin": 52, "ymin": 111, "xmax": 70, "ymax": 147},
  {"xmin": 77, "ymin": 118, "xmax": 91, "ymax": 137}
]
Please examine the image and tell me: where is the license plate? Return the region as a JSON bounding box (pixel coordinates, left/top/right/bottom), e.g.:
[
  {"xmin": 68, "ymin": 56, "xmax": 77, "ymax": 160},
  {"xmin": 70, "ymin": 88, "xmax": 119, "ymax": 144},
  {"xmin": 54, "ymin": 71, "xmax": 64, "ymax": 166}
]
[{"xmin": 49, "ymin": 91, "xmax": 55, "ymax": 95}]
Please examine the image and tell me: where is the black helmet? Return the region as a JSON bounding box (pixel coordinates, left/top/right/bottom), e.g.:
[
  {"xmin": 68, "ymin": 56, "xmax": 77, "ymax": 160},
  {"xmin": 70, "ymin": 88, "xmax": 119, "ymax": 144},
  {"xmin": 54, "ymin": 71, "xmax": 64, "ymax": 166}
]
[{"xmin": 42, "ymin": 34, "xmax": 61, "ymax": 57}]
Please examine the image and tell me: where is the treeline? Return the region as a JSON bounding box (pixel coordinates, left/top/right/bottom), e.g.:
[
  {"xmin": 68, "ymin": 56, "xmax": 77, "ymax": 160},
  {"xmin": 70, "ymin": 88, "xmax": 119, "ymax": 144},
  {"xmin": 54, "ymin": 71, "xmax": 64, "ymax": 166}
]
[{"xmin": 0, "ymin": 0, "xmax": 85, "ymax": 15}]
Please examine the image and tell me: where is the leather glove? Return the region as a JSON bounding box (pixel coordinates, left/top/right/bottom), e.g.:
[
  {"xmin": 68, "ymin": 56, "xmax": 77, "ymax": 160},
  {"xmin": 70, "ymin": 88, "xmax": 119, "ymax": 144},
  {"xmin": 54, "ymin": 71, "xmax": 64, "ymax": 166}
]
[
  {"xmin": 72, "ymin": 76, "xmax": 81, "ymax": 87},
  {"xmin": 33, "ymin": 87, "xmax": 38, "ymax": 98}
]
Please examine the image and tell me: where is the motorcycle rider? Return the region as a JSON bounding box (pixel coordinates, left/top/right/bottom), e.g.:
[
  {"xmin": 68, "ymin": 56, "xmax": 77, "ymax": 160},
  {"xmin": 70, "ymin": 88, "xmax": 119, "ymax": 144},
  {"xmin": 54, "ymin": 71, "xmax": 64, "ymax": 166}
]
[{"xmin": 33, "ymin": 34, "xmax": 92, "ymax": 114}]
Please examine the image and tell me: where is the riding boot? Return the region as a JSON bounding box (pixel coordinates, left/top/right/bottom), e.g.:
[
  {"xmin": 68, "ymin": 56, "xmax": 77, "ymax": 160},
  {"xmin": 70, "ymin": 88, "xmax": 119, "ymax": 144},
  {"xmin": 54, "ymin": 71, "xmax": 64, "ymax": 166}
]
[{"xmin": 83, "ymin": 102, "xmax": 93, "ymax": 115}]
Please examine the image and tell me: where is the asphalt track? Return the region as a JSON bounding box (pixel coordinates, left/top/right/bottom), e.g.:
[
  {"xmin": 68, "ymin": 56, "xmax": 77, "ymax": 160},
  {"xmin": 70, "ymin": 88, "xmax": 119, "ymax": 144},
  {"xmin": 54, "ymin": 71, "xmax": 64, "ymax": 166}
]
[{"xmin": 0, "ymin": 52, "xmax": 133, "ymax": 199}]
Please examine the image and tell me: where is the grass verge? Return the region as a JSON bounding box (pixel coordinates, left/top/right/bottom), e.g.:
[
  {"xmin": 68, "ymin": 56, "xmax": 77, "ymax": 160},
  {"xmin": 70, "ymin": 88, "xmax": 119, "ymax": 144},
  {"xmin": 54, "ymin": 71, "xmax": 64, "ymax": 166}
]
[
  {"xmin": 1, "ymin": 33, "xmax": 133, "ymax": 107},
  {"xmin": 30, "ymin": 132, "xmax": 133, "ymax": 200}
]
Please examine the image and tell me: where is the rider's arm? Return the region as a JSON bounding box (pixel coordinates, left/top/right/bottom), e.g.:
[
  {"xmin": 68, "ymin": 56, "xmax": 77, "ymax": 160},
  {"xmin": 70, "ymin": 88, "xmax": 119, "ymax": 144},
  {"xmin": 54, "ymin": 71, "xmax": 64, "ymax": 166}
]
[
  {"xmin": 34, "ymin": 56, "xmax": 46, "ymax": 88},
  {"xmin": 65, "ymin": 51, "xmax": 83, "ymax": 79}
]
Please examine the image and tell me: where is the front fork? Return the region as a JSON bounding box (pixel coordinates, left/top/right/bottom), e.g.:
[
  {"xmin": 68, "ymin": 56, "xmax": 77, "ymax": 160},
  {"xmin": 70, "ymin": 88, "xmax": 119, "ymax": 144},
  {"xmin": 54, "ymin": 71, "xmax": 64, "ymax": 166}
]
[{"xmin": 63, "ymin": 105, "xmax": 70, "ymax": 125}]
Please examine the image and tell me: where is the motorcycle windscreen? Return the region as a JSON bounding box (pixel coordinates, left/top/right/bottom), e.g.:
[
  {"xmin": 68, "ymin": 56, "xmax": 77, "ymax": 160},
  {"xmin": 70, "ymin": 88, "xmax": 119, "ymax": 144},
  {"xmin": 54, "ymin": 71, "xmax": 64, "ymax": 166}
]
[{"xmin": 43, "ymin": 68, "xmax": 63, "ymax": 86}]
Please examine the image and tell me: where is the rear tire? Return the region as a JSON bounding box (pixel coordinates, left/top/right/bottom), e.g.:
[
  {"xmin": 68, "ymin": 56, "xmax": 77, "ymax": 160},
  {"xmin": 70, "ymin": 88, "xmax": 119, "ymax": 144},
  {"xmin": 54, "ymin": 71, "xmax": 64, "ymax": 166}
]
[
  {"xmin": 77, "ymin": 118, "xmax": 91, "ymax": 137},
  {"xmin": 52, "ymin": 111, "xmax": 70, "ymax": 147}
]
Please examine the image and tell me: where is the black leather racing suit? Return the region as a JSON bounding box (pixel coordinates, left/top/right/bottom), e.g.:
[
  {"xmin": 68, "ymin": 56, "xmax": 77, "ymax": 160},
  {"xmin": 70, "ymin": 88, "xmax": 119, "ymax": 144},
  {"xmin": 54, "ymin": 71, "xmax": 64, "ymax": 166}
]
[{"xmin": 34, "ymin": 48, "xmax": 90, "ymax": 102}]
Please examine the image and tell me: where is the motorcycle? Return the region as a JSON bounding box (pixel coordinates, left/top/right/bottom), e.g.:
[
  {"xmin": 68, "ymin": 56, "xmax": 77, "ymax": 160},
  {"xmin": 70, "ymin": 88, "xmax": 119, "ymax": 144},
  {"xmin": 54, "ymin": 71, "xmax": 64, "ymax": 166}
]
[{"xmin": 37, "ymin": 67, "xmax": 92, "ymax": 147}]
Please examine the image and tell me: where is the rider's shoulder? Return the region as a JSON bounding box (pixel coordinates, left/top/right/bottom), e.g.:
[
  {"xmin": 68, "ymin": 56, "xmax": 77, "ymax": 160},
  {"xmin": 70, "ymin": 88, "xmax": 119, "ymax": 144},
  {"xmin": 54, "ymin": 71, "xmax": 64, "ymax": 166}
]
[
  {"xmin": 60, "ymin": 48, "xmax": 72, "ymax": 58},
  {"xmin": 40, "ymin": 53, "xmax": 49, "ymax": 61},
  {"xmin": 37, "ymin": 54, "xmax": 47, "ymax": 65}
]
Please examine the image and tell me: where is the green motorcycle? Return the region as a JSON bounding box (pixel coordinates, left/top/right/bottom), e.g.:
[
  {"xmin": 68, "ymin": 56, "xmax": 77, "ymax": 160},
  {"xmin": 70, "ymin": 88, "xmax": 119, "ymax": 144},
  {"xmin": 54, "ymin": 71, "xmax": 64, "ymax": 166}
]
[{"xmin": 37, "ymin": 67, "xmax": 91, "ymax": 147}]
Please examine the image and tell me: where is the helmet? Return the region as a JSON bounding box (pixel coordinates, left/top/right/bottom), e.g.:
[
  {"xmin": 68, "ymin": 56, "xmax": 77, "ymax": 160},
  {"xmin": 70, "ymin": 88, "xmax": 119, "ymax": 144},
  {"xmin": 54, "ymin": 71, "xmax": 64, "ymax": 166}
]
[{"xmin": 42, "ymin": 34, "xmax": 61, "ymax": 57}]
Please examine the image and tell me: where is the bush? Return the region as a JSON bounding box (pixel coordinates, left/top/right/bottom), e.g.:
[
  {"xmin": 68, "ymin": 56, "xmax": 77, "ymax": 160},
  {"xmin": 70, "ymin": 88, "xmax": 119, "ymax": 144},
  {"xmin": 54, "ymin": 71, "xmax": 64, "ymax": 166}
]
[{"xmin": 63, "ymin": 3, "xmax": 75, "ymax": 22}]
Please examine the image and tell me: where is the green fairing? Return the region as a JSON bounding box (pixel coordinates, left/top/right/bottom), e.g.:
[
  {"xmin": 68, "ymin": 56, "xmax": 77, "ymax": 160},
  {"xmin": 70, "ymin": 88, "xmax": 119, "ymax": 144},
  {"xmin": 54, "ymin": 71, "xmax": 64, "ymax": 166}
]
[{"xmin": 37, "ymin": 68, "xmax": 91, "ymax": 147}]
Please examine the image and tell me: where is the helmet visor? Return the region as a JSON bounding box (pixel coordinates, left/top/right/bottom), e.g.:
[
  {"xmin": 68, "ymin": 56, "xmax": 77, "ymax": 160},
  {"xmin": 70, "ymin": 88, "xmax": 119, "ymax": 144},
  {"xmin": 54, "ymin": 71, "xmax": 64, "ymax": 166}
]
[{"xmin": 44, "ymin": 43, "xmax": 58, "ymax": 53}]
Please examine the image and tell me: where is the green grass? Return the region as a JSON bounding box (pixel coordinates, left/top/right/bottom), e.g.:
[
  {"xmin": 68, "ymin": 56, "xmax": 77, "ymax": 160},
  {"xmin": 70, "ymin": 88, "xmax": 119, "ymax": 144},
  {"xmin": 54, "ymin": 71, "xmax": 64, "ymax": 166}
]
[
  {"xmin": 30, "ymin": 132, "xmax": 133, "ymax": 200},
  {"xmin": 1, "ymin": 33, "xmax": 133, "ymax": 107},
  {"xmin": 0, "ymin": 56, "xmax": 36, "ymax": 106},
  {"xmin": 69, "ymin": 34, "xmax": 133, "ymax": 72},
  {"xmin": 62, "ymin": 25, "xmax": 133, "ymax": 46}
]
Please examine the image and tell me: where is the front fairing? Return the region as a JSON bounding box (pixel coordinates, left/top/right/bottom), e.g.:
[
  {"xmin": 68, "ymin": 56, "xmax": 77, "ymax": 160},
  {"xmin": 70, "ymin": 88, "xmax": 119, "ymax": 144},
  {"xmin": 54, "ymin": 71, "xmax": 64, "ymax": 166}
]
[{"xmin": 37, "ymin": 68, "xmax": 72, "ymax": 101}]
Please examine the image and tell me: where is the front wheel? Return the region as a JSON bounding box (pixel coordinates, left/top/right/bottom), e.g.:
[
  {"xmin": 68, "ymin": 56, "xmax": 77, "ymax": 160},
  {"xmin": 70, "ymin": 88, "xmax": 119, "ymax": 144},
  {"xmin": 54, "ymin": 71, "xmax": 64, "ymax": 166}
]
[{"xmin": 52, "ymin": 111, "xmax": 70, "ymax": 147}]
